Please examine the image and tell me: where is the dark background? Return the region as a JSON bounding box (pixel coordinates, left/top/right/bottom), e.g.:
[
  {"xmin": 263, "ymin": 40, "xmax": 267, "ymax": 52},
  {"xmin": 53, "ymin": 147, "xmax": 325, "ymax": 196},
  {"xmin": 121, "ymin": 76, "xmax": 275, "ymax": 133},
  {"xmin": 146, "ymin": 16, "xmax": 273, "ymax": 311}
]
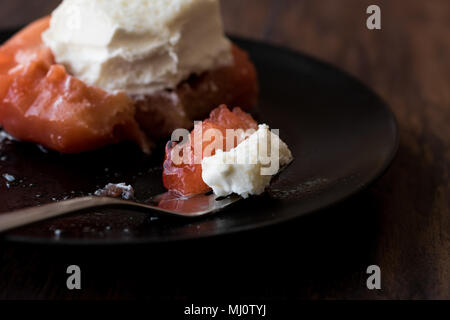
[{"xmin": 0, "ymin": 0, "xmax": 449, "ymax": 300}]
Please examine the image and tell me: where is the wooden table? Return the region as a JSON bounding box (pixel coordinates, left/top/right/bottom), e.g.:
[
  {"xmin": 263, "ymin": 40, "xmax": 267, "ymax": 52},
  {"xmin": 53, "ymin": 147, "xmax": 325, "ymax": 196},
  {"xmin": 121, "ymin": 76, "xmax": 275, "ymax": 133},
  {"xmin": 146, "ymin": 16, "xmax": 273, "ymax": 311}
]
[{"xmin": 0, "ymin": 0, "xmax": 448, "ymax": 300}]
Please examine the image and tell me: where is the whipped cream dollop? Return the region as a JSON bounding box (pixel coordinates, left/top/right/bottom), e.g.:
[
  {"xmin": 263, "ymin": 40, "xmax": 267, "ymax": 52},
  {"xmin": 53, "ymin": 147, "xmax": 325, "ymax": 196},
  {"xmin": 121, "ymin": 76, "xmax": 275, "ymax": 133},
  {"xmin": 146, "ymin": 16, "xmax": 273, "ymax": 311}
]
[
  {"xmin": 43, "ymin": 0, "xmax": 233, "ymax": 95},
  {"xmin": 202, "ymin": 125, "xmax": 294, "ymax": 198}
]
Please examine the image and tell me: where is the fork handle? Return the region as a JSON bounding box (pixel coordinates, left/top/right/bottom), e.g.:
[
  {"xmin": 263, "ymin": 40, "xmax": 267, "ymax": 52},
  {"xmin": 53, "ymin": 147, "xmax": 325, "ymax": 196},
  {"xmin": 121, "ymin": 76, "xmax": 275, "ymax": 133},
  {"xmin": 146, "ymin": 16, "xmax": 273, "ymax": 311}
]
[{"xmin": 0, "ymin": 197, "xmax": 124, "ymax": 233}]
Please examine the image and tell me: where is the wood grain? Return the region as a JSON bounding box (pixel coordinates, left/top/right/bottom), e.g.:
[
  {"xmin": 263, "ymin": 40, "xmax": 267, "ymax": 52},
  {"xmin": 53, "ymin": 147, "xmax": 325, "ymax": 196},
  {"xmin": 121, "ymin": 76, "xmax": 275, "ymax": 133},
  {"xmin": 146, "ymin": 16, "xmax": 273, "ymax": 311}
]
[{"xmin": 0, "ymin": 0, "xmax": 448, "ymax": 300}]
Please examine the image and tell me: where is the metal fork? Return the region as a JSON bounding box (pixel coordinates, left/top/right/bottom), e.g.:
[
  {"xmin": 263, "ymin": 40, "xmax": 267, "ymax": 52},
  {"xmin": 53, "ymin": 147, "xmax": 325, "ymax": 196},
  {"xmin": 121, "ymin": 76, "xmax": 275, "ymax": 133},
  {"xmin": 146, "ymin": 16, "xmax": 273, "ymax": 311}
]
[{"xmin": 0, "ymin": 193, "xmax": 242, "ymax": 233}]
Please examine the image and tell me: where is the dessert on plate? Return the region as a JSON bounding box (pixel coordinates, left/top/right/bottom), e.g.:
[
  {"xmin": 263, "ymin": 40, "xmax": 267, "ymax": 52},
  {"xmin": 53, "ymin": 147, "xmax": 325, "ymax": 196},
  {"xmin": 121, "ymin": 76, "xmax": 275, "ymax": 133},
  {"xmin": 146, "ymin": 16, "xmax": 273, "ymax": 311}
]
[
  {"xmin": 0, "ymin": 0, "xmax": 292, "ymax": 202},
  {"xmin": 0, "ymin": 0, "xmax": 258, "ymax": 153}
]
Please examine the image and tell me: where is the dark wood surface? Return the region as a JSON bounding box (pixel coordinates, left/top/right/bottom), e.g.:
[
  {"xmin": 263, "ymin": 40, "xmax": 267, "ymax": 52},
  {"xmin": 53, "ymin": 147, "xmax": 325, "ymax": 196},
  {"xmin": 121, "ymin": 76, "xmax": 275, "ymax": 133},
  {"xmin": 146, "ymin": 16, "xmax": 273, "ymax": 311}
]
[{"xmin": 0, "ymin": 0, "xmax": 449, "ymax": 300}]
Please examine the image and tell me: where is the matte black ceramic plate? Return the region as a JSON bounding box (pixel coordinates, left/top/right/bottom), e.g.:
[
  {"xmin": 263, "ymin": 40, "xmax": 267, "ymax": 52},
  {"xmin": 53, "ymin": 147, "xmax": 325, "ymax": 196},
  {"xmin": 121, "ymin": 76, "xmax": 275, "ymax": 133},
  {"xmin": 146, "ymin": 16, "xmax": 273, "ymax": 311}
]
[{"xmin": 0, "ymin": 31, "xmax": 398, "ymax": 245}]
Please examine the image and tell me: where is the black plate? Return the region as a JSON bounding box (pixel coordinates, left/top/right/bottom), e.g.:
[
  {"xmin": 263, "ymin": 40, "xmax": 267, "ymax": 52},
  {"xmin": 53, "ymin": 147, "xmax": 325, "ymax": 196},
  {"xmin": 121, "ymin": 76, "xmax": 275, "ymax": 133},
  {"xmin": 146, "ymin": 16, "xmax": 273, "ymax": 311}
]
[{"xmin": 0, "ymin": 33, "xmax": 398, "ymax": 245}]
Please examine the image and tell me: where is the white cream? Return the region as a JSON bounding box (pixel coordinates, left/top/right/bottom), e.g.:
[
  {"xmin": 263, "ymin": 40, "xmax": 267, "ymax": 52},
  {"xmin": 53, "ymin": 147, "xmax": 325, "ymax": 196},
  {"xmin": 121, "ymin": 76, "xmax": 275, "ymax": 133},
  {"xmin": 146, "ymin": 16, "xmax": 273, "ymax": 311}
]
[
  {"xmin": 202, "ymin": 125, "xmax": 294, "ymax": 198},
  {"xmin": 42, "ymin": 0, "xmax": 233, "ymax": 95}
]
